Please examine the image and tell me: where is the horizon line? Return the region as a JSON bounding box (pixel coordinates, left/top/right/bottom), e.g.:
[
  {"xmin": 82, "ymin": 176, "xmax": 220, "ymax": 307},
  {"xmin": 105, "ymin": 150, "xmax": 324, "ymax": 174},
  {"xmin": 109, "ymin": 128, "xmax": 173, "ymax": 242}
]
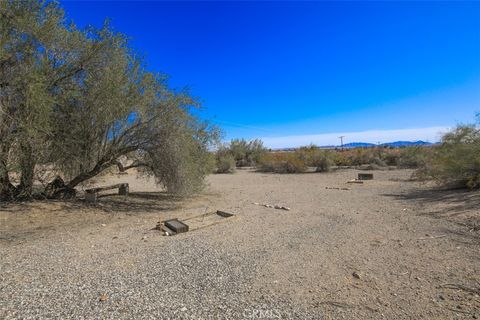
[{"xmin": 256, "ymin": 126, "xmax": 450, "ymax": 149}]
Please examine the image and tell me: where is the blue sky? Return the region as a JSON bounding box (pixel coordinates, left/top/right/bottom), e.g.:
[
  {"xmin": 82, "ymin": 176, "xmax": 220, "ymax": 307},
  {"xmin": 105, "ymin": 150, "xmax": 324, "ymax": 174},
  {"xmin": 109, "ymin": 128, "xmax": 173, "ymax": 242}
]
[{"xmin": 62, "ymin": 1, "xmax": 480, "ymax": 147}]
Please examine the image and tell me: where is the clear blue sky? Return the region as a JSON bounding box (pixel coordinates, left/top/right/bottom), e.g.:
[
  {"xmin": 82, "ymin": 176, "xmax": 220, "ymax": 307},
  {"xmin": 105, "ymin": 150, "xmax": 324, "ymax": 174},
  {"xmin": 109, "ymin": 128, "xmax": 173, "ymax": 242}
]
[{"xmin": 61, "ymin": 1, "xmax": 480, "ymax": 147}]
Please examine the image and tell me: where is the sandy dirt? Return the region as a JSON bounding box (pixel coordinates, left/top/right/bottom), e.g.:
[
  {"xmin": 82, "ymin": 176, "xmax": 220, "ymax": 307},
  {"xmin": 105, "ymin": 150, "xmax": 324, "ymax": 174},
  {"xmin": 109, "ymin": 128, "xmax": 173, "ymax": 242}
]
[{"xmin": 1, "ymin": 169, "xmax": 479, "ymax": 319}]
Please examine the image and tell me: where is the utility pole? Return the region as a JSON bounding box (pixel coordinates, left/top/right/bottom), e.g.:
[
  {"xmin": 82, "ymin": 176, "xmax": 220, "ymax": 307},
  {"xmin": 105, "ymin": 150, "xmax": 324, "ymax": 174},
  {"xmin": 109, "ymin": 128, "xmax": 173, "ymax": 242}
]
[{"xmin": 338, "ymin": 136, "xmax": 345, "ymax": 151}]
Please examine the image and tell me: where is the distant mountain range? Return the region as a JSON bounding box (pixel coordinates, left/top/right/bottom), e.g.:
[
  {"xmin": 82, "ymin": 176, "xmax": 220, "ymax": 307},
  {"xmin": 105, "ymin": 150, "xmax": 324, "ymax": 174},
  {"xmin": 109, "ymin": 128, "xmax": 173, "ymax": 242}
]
[
  {"xmin": 272, "ymin": 140, "xmax": 434, "ymax": 151},
  {"xmin": 339, "ymin": 140, "xmax": 433, "ymax": 148}
]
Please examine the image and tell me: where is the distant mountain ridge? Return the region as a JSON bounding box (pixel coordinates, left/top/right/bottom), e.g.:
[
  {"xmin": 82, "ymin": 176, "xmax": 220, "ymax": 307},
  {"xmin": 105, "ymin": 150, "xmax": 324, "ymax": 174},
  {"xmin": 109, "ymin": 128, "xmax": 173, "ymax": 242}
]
[
  {"xmin": 272, "ymin": 140, "xmax": 434, "ymax": 151},
  {"xmin": 338, "ymin": 140, "xmax": 433, "ymax": 148}
]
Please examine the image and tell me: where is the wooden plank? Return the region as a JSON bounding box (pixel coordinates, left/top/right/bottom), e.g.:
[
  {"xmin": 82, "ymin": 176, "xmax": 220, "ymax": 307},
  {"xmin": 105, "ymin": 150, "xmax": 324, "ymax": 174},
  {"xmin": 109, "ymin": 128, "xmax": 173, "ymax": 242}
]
[
  {"xmin": 216, "ymin": 210, "xmax": 235, "ymax": 218},
  {"xmin": 86, "ymin": 183, "xmax": 128, "ymax": 194}
]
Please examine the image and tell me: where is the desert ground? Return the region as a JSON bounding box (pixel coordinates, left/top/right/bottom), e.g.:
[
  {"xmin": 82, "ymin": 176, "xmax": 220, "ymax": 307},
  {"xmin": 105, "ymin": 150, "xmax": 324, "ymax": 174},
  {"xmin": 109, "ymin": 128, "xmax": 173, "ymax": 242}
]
[{"xmin": 1, "ymin": 168, "xmax": 479, "ymax": 319}]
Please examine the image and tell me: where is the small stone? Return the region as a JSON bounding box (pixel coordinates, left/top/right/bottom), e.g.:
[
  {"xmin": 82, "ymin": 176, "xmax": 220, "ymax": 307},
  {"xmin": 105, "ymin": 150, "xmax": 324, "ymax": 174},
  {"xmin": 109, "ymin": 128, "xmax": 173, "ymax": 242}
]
[
  {"xmin": 101, "ymin": 224, "xmax": 106, "ymax": 227},
  {"xmin": 99, "ymin": 294, "xmax": 108, "ymax": 302},
  {"xmin": 352, "ymin": 271, "xmax": 360, "ymax": 279},
  {"xmin": 439, "ymin": 295, "xmax": 445, "ymax": 300},
  {"xmin": 180, "ymin": 307, "xmax": 187, "ymax": 312}
]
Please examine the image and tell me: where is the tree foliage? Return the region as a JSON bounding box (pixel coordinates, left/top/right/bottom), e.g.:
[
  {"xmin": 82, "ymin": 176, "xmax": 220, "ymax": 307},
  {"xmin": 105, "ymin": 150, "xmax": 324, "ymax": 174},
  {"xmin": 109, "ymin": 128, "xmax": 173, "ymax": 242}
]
[
  {"xmin": 218, "ymin": 138, "xmax": 267, "ymax": 167},
  {"xmin": 417, "ymin": 125, "xmax": 480, "ymax": 189},
  {"xmin": 0, "ymin": 1, "xmax": 218, "ymax": 200}
]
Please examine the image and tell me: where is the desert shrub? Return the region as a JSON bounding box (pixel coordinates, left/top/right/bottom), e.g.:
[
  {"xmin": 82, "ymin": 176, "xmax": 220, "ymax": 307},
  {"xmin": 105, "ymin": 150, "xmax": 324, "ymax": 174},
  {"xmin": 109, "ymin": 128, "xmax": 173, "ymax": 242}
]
[
  {"xmin": 382, "ymin": 149, "xmax": 401, "ymax": 166},
  {"xmin": 397, "ymin": 147, "xmax": 427, "ymax": 168},
  {"xmin": 221, "ymin": 139, "xmax": 267, "ymax": 167},
  {"xmin": 417, "ymin": 125, "xmax": 480, "ymax": 189},
  {"xmin": 215, "ymin": 153, "xmax": 236, "ymax": 174},
  {"xmin": 331, "ymin": 151, "xmax": 352, "ymax": 166},
  {"xmin": 258, "ymin": 152, "xmax": 307, "ymax": 173},
  {"xmin": 310, "ymin": 150, "xmax": 334, "ymax": 172},
  {"xmin": 369, "ymin": 156, "xmax": 387, "ymax": 167},
  {"xmin": 350, "ymin": 149, "xmax": 372, "ymax": 165},
  {"xmin": 294, "ymin": 145, "xmax": 334, "ymax": 171}
]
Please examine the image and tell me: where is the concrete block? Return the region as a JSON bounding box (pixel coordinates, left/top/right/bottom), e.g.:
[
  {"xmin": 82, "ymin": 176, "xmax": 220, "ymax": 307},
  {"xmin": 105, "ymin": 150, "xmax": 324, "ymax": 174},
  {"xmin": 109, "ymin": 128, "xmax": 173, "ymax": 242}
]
[
  {"xmin": 164, "ymin": 219, "xmax": 189, "ymax": 233},
  {"xmin": 358, "ymin": 173, "xmax": 373, "ymax": 180}
]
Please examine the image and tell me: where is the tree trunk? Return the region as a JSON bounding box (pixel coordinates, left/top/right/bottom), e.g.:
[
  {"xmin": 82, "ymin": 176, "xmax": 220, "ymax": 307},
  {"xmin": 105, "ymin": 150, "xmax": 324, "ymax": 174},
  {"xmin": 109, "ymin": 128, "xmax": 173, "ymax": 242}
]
[
  {"xmin": 17, "ymin": 141, "xmax": 35, "ymax": 199},
  {"xmin": 0, "ymin": 155, "xmax": 15, "ymax": 201},
  {"xmin": 66, "ymin": 147, "xmax": 138, "ymax": 189},
  {"xmin": 66, "ymin": 161, "xmax": 113, "ymax": 189},
  {"xmin": 0, "ymin": 134, "xmax": 15, "ymax": 201}
]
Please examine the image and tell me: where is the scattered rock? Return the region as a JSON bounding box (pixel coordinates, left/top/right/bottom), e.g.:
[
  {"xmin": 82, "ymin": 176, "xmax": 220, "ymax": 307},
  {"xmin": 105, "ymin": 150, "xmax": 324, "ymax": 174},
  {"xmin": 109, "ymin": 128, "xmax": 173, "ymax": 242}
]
[{"xmin": 253, "ymin": 202, "xmax": 291, "ymax": 211}]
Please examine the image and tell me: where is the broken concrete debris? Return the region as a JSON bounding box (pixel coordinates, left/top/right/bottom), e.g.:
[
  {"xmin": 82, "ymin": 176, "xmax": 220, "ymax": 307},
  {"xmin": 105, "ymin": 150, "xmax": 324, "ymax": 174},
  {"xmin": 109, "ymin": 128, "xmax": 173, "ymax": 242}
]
[
  {"xmin": 253, "ymin": 202, "xmax": 291, "ymax": 211},
  {"xmin": 347, "ymin": 179, "xmax": 364, "ymax": 184}
]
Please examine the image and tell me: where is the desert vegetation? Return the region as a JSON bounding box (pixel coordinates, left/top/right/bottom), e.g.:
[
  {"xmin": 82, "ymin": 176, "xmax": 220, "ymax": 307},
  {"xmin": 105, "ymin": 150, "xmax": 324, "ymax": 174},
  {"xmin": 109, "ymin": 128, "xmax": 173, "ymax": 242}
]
[
  {"xmin": 214, "ymin": 152, "xmax": 236, "ymax": 174},
  {"xmin": 213, "ymin": 138, "xmax": 267, "ymax": 173},
  {"xmin": 0, "ymin": 1, "xmax": 218, "ymax": 200},
  {"xmin": 256, "ymin": 119, "xmax": 480, "ymax": 191},
  {"xmin": 256, "ymin": 145, "xmax": 430, "ymax": 173},
  {"xmin": 418, "ymin": 122, "xmax": 480, "ymax": 189}
]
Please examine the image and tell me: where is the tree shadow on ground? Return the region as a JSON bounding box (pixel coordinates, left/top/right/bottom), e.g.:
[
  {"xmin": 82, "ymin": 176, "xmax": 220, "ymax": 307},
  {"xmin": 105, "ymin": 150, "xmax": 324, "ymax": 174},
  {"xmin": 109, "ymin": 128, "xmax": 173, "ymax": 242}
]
[
  {"xmin": 0, "ymin": 191, "xmax": 190, "ymax": 244},
  {"xmin": 70, "ymin": 191, "xmax": 186, "ymax": 213},
  {"xmin": 382, "ymin": 188, "xmax": 480, "ymax": 242}
]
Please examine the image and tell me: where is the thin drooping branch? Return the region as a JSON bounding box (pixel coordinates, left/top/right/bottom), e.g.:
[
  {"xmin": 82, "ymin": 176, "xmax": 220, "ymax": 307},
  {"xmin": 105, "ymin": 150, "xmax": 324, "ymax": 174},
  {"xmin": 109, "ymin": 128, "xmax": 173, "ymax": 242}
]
[
  {"xmin": 66, "ymin": 145, "xmax": 139, "ymax": 188},
  {"xmin": 115, "ymin": 160, "xmax": 151, "ymax": 172}
]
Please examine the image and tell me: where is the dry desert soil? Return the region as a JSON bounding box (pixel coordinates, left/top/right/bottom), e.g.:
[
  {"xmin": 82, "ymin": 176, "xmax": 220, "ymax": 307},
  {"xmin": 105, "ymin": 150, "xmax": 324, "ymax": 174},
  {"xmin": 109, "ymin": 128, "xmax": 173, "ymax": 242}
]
[{"xmin": 1, "ymin": 169, "xmax": 479, "ymax": 319}]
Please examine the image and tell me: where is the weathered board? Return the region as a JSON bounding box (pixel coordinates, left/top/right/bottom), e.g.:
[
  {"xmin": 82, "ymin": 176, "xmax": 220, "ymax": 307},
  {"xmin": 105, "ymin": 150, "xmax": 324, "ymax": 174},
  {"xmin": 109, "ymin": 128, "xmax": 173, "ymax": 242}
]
[
  {"xmin": 216, "ymin": 210, "xmax": 235, "ymax": 218},
  {"xmin": 85, "ymin": 183, "xmax": 129, "ymax": 203}
]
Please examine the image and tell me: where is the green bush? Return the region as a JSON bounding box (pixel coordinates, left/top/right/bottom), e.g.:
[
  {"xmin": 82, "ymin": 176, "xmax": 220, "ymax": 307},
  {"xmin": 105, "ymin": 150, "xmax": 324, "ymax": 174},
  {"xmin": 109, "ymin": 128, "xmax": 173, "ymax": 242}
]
[
  {"xmin": 397, "ymin": 147, "xmax": 427, "ymax": 168},
  {"xmin": 369, "ymin": 157, "xmax": 387, "ymax": 167},
  {"xmin": 258, "ymin": 152, "xmax": 307, "ymax": 173},
  {"xmin": 311, "ymin": 150, "xmax": 334, "ymax": 172},
  {"xmin": 215, "ymin": 153, "xmax": 236, "ymax": 174},
  {"xmin": 221, "ymin": 139, "xmax": 267, "ymax": 167},
  {"xmin": 417, "ymin": 125, "xmax": 480, "ymax": 189}
]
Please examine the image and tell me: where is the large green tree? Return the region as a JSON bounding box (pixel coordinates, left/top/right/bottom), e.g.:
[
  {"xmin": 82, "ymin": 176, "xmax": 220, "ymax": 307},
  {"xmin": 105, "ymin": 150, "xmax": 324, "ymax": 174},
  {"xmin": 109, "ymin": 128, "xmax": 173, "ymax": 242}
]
[{"xmin": 0, "ymin": 0, "xmax": 218, "ymax": 200}]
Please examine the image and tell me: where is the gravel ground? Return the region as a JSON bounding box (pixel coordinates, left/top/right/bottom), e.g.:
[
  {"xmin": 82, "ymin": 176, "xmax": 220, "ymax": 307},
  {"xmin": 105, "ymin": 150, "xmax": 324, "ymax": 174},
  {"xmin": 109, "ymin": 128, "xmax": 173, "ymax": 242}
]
[{"xmin": 1, "ymin": 169, "xmax": 479, "ymax": 319}]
